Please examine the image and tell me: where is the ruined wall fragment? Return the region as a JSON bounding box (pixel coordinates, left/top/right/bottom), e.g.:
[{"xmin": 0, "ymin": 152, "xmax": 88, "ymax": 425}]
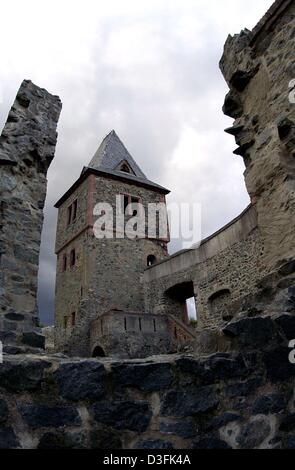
[
  {"xmin": 0, "ymin": 80, "xmax": 62, "ymax": 351},
  {"xmin": 220, "ymin": 0, "xmax": 295, "ymax": 269}
]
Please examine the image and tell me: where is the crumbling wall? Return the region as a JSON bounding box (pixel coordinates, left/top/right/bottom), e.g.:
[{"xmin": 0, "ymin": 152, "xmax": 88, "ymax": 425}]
[
  {"xmin": 0, "ymin": 80, "xmax": 62, "ymax": 351},
  {"xmin": 220, "ymin": 0, "xmax": 295, "ymax": 269},
  {"xmin": 0, "ymin": 308, "xmax": 295, "ymax": 449}
]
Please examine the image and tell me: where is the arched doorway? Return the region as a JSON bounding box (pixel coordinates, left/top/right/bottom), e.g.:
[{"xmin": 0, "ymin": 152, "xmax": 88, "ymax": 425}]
[
  {"xmin": 165, "ymin": 281, "xmax": 197, "ymax": 325},
  {"xmin": 92, "ymin": 345, "xmax": 106, "ymax": 358}
]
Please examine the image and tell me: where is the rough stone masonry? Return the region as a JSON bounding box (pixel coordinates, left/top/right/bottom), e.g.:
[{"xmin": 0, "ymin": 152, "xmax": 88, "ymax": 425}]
[{"xmin": 0, "ymin": 80, "xmax": 62, "ymax": 352}]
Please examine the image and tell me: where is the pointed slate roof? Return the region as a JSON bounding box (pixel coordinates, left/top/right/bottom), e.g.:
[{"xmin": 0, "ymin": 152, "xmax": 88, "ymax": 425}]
[{"xmin": 88, "ymin": 130, "xmax": 147, "ymax": 179}]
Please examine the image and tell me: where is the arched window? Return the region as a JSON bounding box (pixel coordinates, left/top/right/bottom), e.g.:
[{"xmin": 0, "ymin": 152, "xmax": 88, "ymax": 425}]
[
  {"xmin": 120, "ymin": 163, "xmax": 131, "ymax": 173},
  {"xmin": 147, "ymin": 255, "xmax": 157, "ymax": 267}
]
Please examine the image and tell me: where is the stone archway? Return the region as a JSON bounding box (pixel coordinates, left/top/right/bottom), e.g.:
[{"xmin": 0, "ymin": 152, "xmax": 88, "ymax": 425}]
[
  {"xmin": 92, "ymin": 345, "xmax": 106, "ymax": 358},
  {"xmin": 165, "ymin": 281, "xmax": 196, "ymax": 325}
]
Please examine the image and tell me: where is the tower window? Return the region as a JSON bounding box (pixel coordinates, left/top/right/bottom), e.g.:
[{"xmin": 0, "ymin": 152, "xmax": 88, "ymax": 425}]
[
  {"xmin": 139, "ymin": 318, "xmax": 142, "ymax": 331},
  {"xmin": 72, "ymin": 199, "xmax": 78, "ymax": 222},
  {"xmin": 71, "ymin": 312, "xmax": 76, "ymax": 327},
  {"xmin": 153, "ymin": 319, "xmax": 157, "ymax": 332},
  {"xmin": 70, "ymin": 249, "xmax": 76, "ymax": 267},
  {"xmin": 67, "ymin": 205, "xmax": 72, "ymax": 226},
  {"xmin": 64, "ymin": 316, "xmax": 68, "ymax": 329},
  {"xmin": 147, "ymin": 255, "xmax": 157, "ymax": 267},
  {"xmin": 63, "ymin": 254, "xmax": 67, "ymax": 272},
  {"xmin": 124, "ymin": 317, "xmax": 127, "ymax": 331}
]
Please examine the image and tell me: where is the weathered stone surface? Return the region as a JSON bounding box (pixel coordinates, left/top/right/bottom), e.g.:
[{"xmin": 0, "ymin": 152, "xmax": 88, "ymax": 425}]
[
  {"xmin": 161, "ymin": 387, "xmax": 219, "ymax": 417},
  {"xmin": 252, "ymin": 394, "xmax": 287, "ymax": 414},
  {"xmin": 159, "ymin": 420, "xmax": 198, "ymax": 439},
  {"xmin": 0, "ymin": 427, "xmax": 20, "ymax": 449},
  {"xmin": 275, "ymin": 315, "xmax": 295, "ymax": 341},
  {"xmin": 262, "ymin": 347, "xmax": 295, "ymax": 382},
  {"xmin": 89, "ymin": 429, "xmax": 122, "ymax": 450},
  {"xmin": 38, "ymin": 431, "xmax": 87, "ymax": 449},
  {"xmin": 112, "ymin": 362, "xmax": 173, "ymax": 392},
  {"xmin": 136, "ymin": 440, "xmax": 174, "ymax": 450},
  {"xmin": 19, "ymin": 404, "xmax": 81, "ymax": 429},
  {"xmin": 206, "ymin": 413, "xmax": 243, "ymax": 431},
  {"xmin": 223, "ymin": 317, "xmax": 281, "ymax": 349},
  {"xmin": 225, "ymin": 377, "xmax": 263, "ymax": 398},
  {"xmin": 279, "ymin": 414, "xmax": 295, "ymax": 432},
  {"xmin": 54, "ymin": 361, "xmax": 107, "ymax": 401},
  {"xmin": 0, "ymin": 400, "xmax": 8, "ymax": 424},
  {"xmin": 237, "ymin": 417, "xmax": 272, "ymax": 449},
  {"xmin": 191, "ymin": 437, "xmax": 231, "ymax": 450},
  {"xmin": 22, "ymin": 332, "xmax": 45, "ymax": 349},
  {"xmin": 91, "ymin": 401, "xmax": 152, "ymax": 432},
  {"xmin": 0, "ymin": 359, "xmax": 50, "ymax": 392}
]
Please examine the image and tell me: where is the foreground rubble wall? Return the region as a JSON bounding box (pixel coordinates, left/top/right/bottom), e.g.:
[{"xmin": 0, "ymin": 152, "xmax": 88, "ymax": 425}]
[{"xmin": 0, "ymin": 311, "xmax": 295, "ymax": 449}]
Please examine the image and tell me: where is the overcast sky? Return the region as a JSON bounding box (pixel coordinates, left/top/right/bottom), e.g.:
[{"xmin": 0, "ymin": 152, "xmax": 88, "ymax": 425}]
[{"xmin": 0, "ymin": 0, "xmax": 273, "ymax": 325}]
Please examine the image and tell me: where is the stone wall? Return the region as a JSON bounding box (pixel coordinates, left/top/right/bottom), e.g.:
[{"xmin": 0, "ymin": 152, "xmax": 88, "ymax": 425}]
[
  {"xmin": 1, "ymin": 310, "xmax": 295, "ymax": 449},
  {"xmin": 220, "ymin": 0, "xmax": 295, "ymax": 270},
  {"xmin": 0, "ymin": 80, "xmax": 61, "ymax": 351}
]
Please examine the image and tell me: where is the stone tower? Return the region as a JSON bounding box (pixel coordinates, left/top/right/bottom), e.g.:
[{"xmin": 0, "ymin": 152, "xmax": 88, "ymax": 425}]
[{"xmin": 54, "ymin": 130, "xmax": 170, "ymax": 356}]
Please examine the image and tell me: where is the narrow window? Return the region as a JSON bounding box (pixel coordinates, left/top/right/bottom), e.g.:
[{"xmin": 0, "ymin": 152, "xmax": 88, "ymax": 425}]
[
  {"xmin": 131, "ymin": 196, "xmax": 140, "ymax": 216},
  {"xmin": 63, "ymin": 254, "xmax": 67, "ymax": 272},
  {"xmin": 70, "ymin": 249, "xmax": 76, "ymax": 267},
  {"xmin": 153, "ymin": 319, "xmax": 157, "ymax": 332},
  {"xmin": 72, "ymin": 199, "xmax": 78, "ymax": 222},
  {"xmin": 67, "ymin": 205, "xmax": 72, "ymax": 226},
  {"xmin": 71, "ymin": 312, "xmax": 76, "ymax": 326},
  {"xmin": 139, "ymin": 318, "xmax": 142, "ymax": 331},
  {"xmin": 64, "ymin": 316, "xmax": 68, "ymax": 329},
  {"xmin": 124, "ymin": 317, "xmax": 127, "ymax": 331},
  {"xmin": 147, "ymin": 255, "xmax": 156, "ymax": 267},
  {"xmin": 174, "ymin": 327, "xmax": 178, "ymax": 339}
]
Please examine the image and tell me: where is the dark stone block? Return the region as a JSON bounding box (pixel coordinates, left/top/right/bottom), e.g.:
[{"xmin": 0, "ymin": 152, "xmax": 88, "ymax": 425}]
[
  {"xmin": 252, "ymin": 394, "xmax": 287, "ymax": 415},
  {"xmin": 0, "ymin": 400, "xmax": 8, "ymax": 424},
  {"xmin": 161, "ymin": 387, "xmax": 219, "ymax": 418},
  {"xmin": 22, "ymin": 332, "xmax": 45, "ymax": 349},
  {"xmin": 112, "ymin": 362, "xmax": 172, "ymax": 392},
  {"xmin": 275, "ymin": 315, "xmax": 295, "ymax": 341},
  {"xmin": 5, "ymin": 312, "xmax": 25, "ymax": 322},
  {"xmin": 277, "ymin": 118, "xmax": 295, "ymax": 140},
  {"xmin": 0, "ymin": 427, "xmax": 20, "ymax": 449},
  {"xmin": 0, "ymin": 360, "xmax": 51, "ymax": 392},
  {"xmin": 38, "ymin": 431, "xmax": 87, "ymax": 449},
  {"xmin": 0, "ymin": 331, "xmax": 17, "ymax": 343},
  {"xmin": 223, "ymin": 317, "xmax": 281, "ymax": 350},
  {"xmin": 90, "ymin": 429, "xmax": 122, "ymax": 449},
  {"xmin": 136, "ymin": 440, "xmax": 174, "ymax": 450},
  {"xmin": 190, "ymin": 438, "xmax": 231, "ymax": 450},
  {"xmin": 285, "ymin": 436, "xmax": 295, "ymax": 449},
  {"xmin": 54, "ymin": 361, "xmax": 107, "ymax": 401},
  {"xmin": 280, "ymin": 414, "xmax": 295, "ymax": 432},
  {"xmin": 91, "ymin": 401, "xmax": 152, "ymax": 432},
  {"xmin": 159, "ymin": 420, "xmax": 198, "ymax": 439},
  {"xmin": 19, "ymin": 404, "xmax": 81, "ymax": 429},
  {"xmin": 262, "ymin": 347, "xmax": 295, "ymax": 382},
  {"xmin": 177, "ymin": 353, "xmax": 251, "ymax": 384},
  {"xmin": 237, "ymin": 418, "xmax": 271, "ymax": 449},
  {"xmin": 223, "ymin": 90, "xmax": 243, "ymax": 119},
  {"xmin": 226, "ymin": 377, "xmax": 263, "ymax": 398},
  {"xmin": 230, "ymin": 67, "xmax": 259, "ymax": 92},
  {"xmin": 206, "ymin": 413, "xmax": 242, "ymax": 431}
]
